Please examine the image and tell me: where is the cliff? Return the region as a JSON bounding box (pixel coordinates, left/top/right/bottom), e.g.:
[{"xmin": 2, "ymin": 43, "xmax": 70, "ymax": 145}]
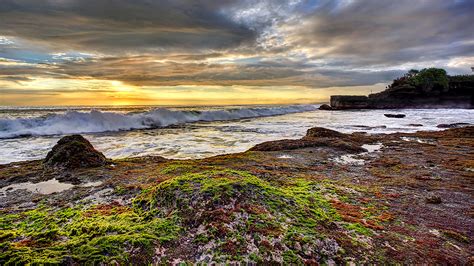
[{"xmin": 329, "ymin": 69, "xmax": 473, "ymax": 109}]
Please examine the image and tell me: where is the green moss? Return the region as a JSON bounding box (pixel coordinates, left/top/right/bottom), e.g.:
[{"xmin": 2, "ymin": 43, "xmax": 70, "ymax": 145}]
[
  {"xmin": 160, "ymin": 162, "xmax": 196, "ymax": 175},
  {"xmin": 194, "ymin": 233, "xmax": 210, "ymax": 244},
  {"xmin": 0, "ymin": 205, "xmax": 181, "ymax": 265},
  {"xmin": 344, "ymin": 223, "xmax": 373, "ymax": 236},
  {"xmin": 248, "ymin": 252, "xmax": 262, "ymax": 263},
  {"xmin": 1, "ymin": 167, "xmax": 376, "ymax": 264},
  {"xmin": 135, "ymin": 169, "xmax": 348, "ymax": 262},
  {"xmin": 114, "ymin": 185, "xmax": 128, "ymax": 195},
  {"xmin": 282, "ymin": 250, "xmax": 302, "ymax": 264},
  {"xmin": 138, "ymin": 169, "xmax": 337, "ymax": 223}
]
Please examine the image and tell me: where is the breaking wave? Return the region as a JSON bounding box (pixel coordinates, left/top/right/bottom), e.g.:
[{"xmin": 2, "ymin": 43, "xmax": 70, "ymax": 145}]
[{"xmin": 0, "ymin": 105, "xmax": 318, "ymax": 139}]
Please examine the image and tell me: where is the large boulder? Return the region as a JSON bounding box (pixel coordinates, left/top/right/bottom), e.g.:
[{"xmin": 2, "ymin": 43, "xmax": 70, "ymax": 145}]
[
  {"xmin": 44, "ymin": 135, "xmax": 107, "ymax": 168},
  {"xmin": 304, "ymin": 127, "xmax": 346, "ymax": 139}
]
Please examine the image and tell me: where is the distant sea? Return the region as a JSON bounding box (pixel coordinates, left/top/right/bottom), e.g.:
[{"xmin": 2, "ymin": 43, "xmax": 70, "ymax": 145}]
[{"xmin": 1, "ymin": 104, "xmax": 473, "ymax": 164}]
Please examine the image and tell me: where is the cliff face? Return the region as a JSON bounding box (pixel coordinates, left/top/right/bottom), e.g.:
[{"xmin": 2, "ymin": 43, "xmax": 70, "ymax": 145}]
[
  {"xmin": 330, "ymin": 75, "xmax": 473, "ymax": 109},
  {"xmin": 330, "ymin": 96, "xmax": 370, "ymax": 109}
]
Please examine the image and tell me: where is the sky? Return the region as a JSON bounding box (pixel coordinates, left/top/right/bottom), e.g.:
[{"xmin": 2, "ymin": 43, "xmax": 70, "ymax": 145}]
[{"xmin": 1, "ymin": 0, "xmax": 473, "ymax": 106}]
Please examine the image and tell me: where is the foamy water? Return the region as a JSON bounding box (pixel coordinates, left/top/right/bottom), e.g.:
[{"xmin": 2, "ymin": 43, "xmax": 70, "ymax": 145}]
[{"xmin": 0, "ymin": 105, "xmax": 473, "ymax": 164}]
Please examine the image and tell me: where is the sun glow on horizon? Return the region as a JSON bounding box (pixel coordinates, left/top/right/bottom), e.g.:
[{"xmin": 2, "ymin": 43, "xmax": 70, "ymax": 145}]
[{"xmin": 0, "ymin": 76, "xmax": 385, "ymax": 106}]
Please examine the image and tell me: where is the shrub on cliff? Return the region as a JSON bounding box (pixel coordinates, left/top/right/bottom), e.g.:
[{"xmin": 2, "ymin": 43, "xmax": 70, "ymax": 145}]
[
  {"xmin": 389, "ymin": 68, "xmax": 449, "ymax": 92},
  {"xmin": 449, "ymin": 74, "xmax": 474, "ymax": 83},
  {"xmin": 408, "ymin": 68, "xmax": 449, "ymax": 92}
]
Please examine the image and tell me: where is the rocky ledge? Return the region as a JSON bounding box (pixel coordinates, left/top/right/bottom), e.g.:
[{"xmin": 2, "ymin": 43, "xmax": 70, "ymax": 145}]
[
  {"xmin": 1, "ymin": 126, "xmax": 473, "ymax": 264},
  {"xmin": 328, "ymin": 68, "xmax": 473, "ymax": 109}
]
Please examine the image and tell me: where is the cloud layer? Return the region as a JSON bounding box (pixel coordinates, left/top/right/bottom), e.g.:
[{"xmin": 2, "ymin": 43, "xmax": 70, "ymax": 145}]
[{"xmin": 1, "ymin": 0, "xmax": 473, "ymax": 105}]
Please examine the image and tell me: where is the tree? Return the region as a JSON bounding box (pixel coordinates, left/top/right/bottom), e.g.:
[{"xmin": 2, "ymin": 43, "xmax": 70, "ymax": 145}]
[
  {"xmin": 408, "ymin": 68, "xmax": 449, "ymax": 92},
  {"xmin": 405, "ymin": 69, "xmax": 419, "ymax": 78}
]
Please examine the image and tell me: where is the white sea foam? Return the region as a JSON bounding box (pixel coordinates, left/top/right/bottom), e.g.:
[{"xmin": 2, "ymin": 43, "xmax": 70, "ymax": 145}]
[
  {"xmin": 0, "ymin": 105, "xmax": 318, "ymax": 139},
  {"xmin": 1, "ymin": 106, "xmax": 473, "ymax": 164}
]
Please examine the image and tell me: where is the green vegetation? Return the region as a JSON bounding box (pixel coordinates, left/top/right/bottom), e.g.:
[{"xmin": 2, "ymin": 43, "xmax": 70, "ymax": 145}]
[
  {"xmin": 408, "ymin": 68, "xmax": 449, "ymax": 91},
  {"xmin": 0, "ymin": 205, "xmax": 180, "ymax": 264},
  {"xmin": 391, "ymin": 68, "xmax": 450, "ymax": 91},
  {"xmin": 448, "ymin": 74, "xmax": 474, "ymax": 82},
  {"xmin": 134, "ymin": 169, "xmax": 371, "ymax": 262},
  {"xmin": 2, "ymin": 126, "xmax": 473, "ymax": 264},
  {"xmin": 389, "ymin": 67, "xmax": 474, "ymax": 91},
  {"xmin": 1, "ymin": 168, "xmax": 377, "ymax": 264}
]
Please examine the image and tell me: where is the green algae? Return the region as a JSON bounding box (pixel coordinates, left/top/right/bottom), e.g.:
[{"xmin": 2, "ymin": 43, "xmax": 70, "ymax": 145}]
[
  {"xmin": 135, "ymin": 169, "xmax": 349, "ymax": 262},
  {"xmin": 160, "ymin": 162, "xmax": 197, "ymax": 175},
  {"xmin": 0, "ymin": 205, "xmax": 181, "ymax": 265},
  {"xmin": 343, "ymin": 223, "xmax": 373, "ymax": 236},
  {"xmin": 1, "ymin": 168, "xmax": 375, "ymax": 264},
  {"xmin": 282, "ymin": 250, "xmax": 302, "ymax": 264},
  {"xmin": 137, "ymin": 169, "xmax": 338, "ymax": 223}
]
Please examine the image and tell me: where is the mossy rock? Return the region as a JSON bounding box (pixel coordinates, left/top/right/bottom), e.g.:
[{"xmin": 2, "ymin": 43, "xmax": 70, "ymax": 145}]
[{"xmin": 44, "ymin": 135, "xmax": 107, "ymax": 169}]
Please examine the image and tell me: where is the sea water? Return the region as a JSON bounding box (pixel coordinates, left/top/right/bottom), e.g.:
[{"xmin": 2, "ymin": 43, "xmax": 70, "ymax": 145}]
[{"xmin": 1, "ymin": 104, "xmax": 473, "ymax": 164}]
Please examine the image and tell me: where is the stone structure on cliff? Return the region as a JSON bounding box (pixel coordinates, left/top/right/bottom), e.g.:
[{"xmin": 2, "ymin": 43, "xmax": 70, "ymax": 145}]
[{"xmin": 329, "ymin": 68, "xmax": 473, "ymax": 109}]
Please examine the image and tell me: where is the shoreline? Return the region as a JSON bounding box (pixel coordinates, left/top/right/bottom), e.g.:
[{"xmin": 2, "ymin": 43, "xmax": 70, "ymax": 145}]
[
  {"xmin": 1, "ymin": 126, "xmax": 473, "ymax": 264},
  {"xmin": 1, "ymin": 107, "xmax": 473, "ymax": 166}
]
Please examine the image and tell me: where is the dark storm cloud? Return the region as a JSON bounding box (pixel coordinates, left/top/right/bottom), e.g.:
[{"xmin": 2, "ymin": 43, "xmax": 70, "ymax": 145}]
[
  {"xmin": 0, "ymin": 0, "xmax": 256, "ymax": 52},
  {"xmin": 0, "ymin": 0, "xmax": 473, "ymax": 92},
  {"xmin": 290, "ymin": 0, "xmax": 474, "ymax": 67}
]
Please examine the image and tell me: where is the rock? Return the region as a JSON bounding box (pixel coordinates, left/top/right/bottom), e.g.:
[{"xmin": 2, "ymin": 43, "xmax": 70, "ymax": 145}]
[
  {"xmin": 248, "ymin": 138, "xmax": 363, "ymax": 152},
  {"xmin": 250, "ymin": 127, "xmax": 365, "ymax": 153},
  {"xmin": 305, "ymin": 127, "xmax": 346, "ymax": 138},
  {"xmin": 352, "ymin": 125, "xmax": 387, "ymax": 130},
  {"xmin": 319, "ymin": 104, "xmax": 333, "ymax": 110},
  {"xmin": 44, "ymin": 135, "xmax": 107, "ymax": 169},
  {"xmin": 330, "ymin": 96, "xmax": 369, "ymax": 109},
  {"xmin": 408, "ymin": 124, "xmax": 423, "ymax": 127},
  {"xmin": 384, "ymin": 114, "xmax": 406, "ymax": 118},
  {"xmin": 328, "ymin": 70, "xmax": 473, "ymax": 109},
  {"xmin": 436, "ymin": 123, "xmax": 470, "ymax": 128},
  {"xmin": 425, "ymin": 195, "xmax": 442, "ymax": 204}
]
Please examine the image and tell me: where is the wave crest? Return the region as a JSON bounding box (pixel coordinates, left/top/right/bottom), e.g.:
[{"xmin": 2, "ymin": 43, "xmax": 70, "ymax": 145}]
[{"xmin": 0, "ymin": 105, "xmax": 318, "ymax": 138}]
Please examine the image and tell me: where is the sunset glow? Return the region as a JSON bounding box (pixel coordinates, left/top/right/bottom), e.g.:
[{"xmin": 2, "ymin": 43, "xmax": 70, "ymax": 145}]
[{"xmin": 0, "ymin": 0, "xmax": 473, "ymax": 106}]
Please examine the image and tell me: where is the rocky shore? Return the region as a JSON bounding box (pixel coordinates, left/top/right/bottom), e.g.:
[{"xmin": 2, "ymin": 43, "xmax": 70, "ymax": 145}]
[
  {"xmin": 1, "ymin": 126, "xmax": 473, "ymax": 264},
  {"xmin": 326, "ymin": 68, "xmax": 473, "ymax": 110}
]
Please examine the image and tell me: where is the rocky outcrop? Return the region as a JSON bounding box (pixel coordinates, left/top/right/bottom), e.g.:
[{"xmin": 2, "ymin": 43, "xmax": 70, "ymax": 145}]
[
  {"xmin": 44, "ymin": 135, "xmax": 107, "ymax": 168},
  {"xmin": 330, "ymin": 96, "xmax": 369, "ymax": 109},
  {"xmin": 319, "ymin": 104, "xmax": 333, "ymax": 110},
  {"xmin": 436, "ymin": 123, "xmax": 471, "ymax": 128},
  {"xmin": 329, "ymin": 70, "xmax": 473, "ymax": 109},
  {"xmin": 304, "ymin": 127, "xmax": 346, "ymax": 139},
  {"xmin": 250, "ymin": 127, "xmax": 365, "ymax": 153},
  {"xmin": 2, "ymin": 127, "xmax": 474, "ymax": 265},
  {"xmin": 384, "ymin": 114, "xmax": 406, "ymax": 118}
]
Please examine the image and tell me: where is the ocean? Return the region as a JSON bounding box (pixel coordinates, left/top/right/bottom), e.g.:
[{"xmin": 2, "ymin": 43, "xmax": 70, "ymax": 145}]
[{"xmin": 1, "ymin": 104, "xmax": 473, "ymax": 164}]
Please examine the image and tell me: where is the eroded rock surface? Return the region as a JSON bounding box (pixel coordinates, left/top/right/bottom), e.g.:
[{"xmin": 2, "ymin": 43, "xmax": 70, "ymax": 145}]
[
  {"xmin": 250, "ymin": 127, "xmax": 366, "ymax": 153},
  {"xmin": 1, "ymin": 127, "xmax": 473, "ymax": 265}
]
